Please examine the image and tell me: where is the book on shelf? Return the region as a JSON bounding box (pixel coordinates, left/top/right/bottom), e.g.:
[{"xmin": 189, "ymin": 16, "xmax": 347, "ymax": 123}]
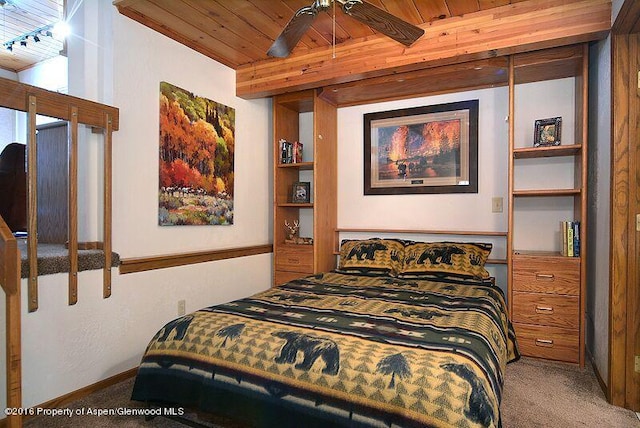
[
  {"xmin": 279, "ymin": 139, "xmax": 303, "ymax": 164},
  {"xmin": 560, "ymin": 220, "xmax": 580, "ymax": 257}
]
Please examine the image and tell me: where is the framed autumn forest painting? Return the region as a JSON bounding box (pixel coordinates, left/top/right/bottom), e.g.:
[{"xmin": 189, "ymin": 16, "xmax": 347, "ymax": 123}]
[
  {"xmin": 158, "ymin": 82, "xmax": 235, "ymax": 226},
  {"xmin": 364, "ymin": 100, "xmax": 478, "ymax": 195}
]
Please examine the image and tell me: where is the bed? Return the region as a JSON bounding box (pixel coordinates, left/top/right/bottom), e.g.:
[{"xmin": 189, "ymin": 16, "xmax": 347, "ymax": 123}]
[{"xmin": 132, "ymin": 239, "xmax": 519, "ymax": 427}]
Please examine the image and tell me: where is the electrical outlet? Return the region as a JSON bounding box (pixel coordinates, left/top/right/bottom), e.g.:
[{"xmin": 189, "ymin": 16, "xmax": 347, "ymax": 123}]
[
  {"xmin": 178, "ymin": 299, "xmax": 186, "ymax": 316},
  {"xmin": 636, "ymin": 214, "xmax": 640, "ymax": 232},
  {"xmin": 635, "ymin": 355, "xmax": 640, "ymax": 373},
  {"xmin": 491, "ymin": 197, "xmax": 503, "ymax": 213}
]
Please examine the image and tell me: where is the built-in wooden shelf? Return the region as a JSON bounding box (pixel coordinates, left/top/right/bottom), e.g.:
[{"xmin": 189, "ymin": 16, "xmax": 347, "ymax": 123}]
[
  {"xmin": 278, "ymin": 203, "xmax": 313, "ymax": 208},
  {"xmin": 277, "ymin": 161, "xmax": 313, "ymax": 170},
  {"xmin": 513, "ymin": 144, "xmax": 582, "ymax": 159},
  {"xmin": 513, "ymin": 250, "xmax": 573, "ymax": 258},
  {"xmin": 512, "ymin": 189, "xmax": 581, "ymax": 197}
]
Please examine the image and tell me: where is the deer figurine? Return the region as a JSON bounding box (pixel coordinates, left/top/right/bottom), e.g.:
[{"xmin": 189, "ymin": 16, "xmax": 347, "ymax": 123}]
[{"xmin": 284, "ymin": 220, "xmax": 300, "ymax": 240}]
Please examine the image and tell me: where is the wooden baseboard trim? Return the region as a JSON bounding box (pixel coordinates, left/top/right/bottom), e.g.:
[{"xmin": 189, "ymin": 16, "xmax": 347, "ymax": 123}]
[
  {"xmin": 0, "ymin": 367, "xmax": 138, "ymax": 426},
  {"xmin": 119, "ymin": 243, "xmax": 273, "ymax": 274}
]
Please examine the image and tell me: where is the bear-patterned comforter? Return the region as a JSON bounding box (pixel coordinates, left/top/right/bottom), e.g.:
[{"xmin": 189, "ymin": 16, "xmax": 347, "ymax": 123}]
[{"xmin": 131, "ymin": 272, "xmax": 519, "ymax": 427}]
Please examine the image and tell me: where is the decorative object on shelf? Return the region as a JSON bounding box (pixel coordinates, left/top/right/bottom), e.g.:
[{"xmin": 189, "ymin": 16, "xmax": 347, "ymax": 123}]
[
  {"xmin": 364, "ymin": 100, "xmax": 478, "ymax": 195},
  {"xmin": 291, "ymin": 181, "xmax": 311, "ymax": 203},
  {"xmin": 285, "ymin": 236, "xmax": 314, "ymax": 245},
  {"xmin": 280, "ymin": 139, "xmax": 292, "ymax": 163},
  {"xmin": 293, "ymin": 141, "xmax": 303, "ymax": 163},
  {"xmin": 284, "ymin": 219, "xmax": 299, "ymax": 240},
  {"xmin": 533, "ymin": 117, "xmax": 562, "ymax": 147},
  {"xmin": 283, "ymin": 219, "xmax": 313, "ymax": 245},
  {"xmin": 158, "ymin": 82, "xmax": 235, "ymax": 226}
]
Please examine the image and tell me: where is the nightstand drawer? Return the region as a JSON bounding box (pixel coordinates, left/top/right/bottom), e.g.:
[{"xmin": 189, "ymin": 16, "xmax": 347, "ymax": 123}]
[
  {"xmin": 275, "ymin": 245, "xmax": 313, "ymax": 273},
  {"xmin": 512, "ymin": 292, "xmax": 579, "ymax": 329},
  {"xmin": 513, "ymin": 254, "xmax": 580, "ymax": 295},
  {"xmin": 513, "ymin": 323, "xmax": 579, "ymax": 363}
]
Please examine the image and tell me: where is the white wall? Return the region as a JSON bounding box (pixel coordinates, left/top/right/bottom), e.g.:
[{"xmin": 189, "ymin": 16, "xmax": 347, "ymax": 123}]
[
  {"xmin": 338, "ymin": 88, "xmax": 509, "ymax": 233},
  {"xmin": 587, "ymin": 38, "xmax": 611, "ymax": 382},
  {"xmin": 16, "ymin": 1, "xmax": 273, "ymax": 408}
]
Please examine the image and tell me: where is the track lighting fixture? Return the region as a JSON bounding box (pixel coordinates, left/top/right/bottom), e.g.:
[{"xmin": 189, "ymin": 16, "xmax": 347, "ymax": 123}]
[{"xmin": 2, "ymin": 22, "xmax": 67, "ymax": 52}]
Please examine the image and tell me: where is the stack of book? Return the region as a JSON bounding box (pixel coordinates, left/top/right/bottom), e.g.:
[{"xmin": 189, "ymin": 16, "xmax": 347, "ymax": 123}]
[
  {"xmin": 279, "ymin": 139, "xmax": 303, "ymax": 164},
  {"xmin": 560, "ymin": 221, "xmax": 581, "ymax": 257}
]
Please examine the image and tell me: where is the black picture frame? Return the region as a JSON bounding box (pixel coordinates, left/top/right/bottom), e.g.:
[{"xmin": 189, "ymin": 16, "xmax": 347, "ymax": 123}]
[
  {"xmin": 533, "ymin": 117, "xmax": 562, "ymax": 147},
  {"xmin": 364, "ymin": 100, "xmax": 479, "ymax": 195},
  {"xmin": 291, "ymin": 182, "xmax": 310, "ymax": 203}
]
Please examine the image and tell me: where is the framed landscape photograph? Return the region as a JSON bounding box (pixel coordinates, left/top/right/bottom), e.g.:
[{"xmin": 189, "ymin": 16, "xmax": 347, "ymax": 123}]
[
  {"xmin": 534, "ymin": 117, "xmax": 562, "ymax": 147},
  {"xmin": 291, "ymin": 182, "xmax": 310, "ymax": 203},
  {"xmin": 364, "ymin": 100, "xmax": 478, "ymax": 195}
]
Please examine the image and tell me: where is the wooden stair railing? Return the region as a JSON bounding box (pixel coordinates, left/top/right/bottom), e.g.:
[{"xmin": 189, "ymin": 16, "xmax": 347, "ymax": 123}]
[
  {"xmin": 0, "ymin": 215, "xmax": 22, "ymax": 428},
  {"xmin": 0, "ymin": 77, "xmax": 119, "ymax": 312}
]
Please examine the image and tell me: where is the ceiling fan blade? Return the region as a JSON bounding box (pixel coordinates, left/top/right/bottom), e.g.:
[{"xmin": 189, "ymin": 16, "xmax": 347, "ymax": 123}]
[
  {"xmin": 268, "ymin": 5, "xmax": 319, "ymax": 58},
  {"xmin": 341, "ymin": 1, "xmax": 424, "ymax": 47}
]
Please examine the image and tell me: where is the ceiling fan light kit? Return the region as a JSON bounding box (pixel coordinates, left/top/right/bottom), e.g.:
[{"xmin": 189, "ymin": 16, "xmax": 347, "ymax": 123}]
[{"xmin": 267, "ymin": 0, "xmax": 425, "ymax": 58}]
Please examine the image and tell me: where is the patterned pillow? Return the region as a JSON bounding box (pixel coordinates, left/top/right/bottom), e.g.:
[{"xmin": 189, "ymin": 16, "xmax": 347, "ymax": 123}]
[
  {"xmin": 336, "ymin": 239, "xmax": 405, "ymax": 276},
  {"xmin": 399, "ymin": 242, "xmax": 492, "ymax": 279}
]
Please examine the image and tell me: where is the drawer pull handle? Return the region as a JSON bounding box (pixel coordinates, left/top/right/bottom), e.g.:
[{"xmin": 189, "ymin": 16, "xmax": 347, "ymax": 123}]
[
  {"xmin": 287, "ymin": 258, "xmax": 299, "ymax": 263},
  {"xmin": 535, "ymin": 339, "xmax": 554, "ymax": 348},
  {"xmin": 535, "ymin": 273, "xmax": 555, "ymax": 281},
  {"xmin": 535, "ymin": 306, "xmax": 554, "ymax": 314}
]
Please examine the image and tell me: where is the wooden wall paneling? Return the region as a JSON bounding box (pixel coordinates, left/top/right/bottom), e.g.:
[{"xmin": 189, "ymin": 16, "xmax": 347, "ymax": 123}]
[
  {"xmin": 103, "ymin": 113, "xmax": 113, "ymax": 298},
  {"xmin": 625, "ymin": 31, "xmax": 640, "ymax": 411},
  {"xmin": 628, "ymin": 31, "xmax": 640, "ymax": 411},
  {"xmin": 610, "ymin": 32, "xmax": 631, "ymax": 409},
  {"xmin": 68, "ymin": 109, "xmax": 78, "ymax": 305},
  {"xmin": 609, "ymin": 27, "xmax": 640, "ymax": 411},
  {"xmin": 36, "ymin": 122, "xmax": 69, "ymax": 244},
  {"xmin": 27, "ymin": 95, "xmax": 38, "ymax": 313}
]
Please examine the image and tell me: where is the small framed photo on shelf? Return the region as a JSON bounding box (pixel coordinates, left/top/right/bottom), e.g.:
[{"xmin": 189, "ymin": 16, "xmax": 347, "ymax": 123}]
[
  {"xmin": 291, "ymin": 182, "xmax": 310, "ymax": 203},
  {"xmin": 534, "ymin": 117, "xmax": 562, "ymax": 147}
]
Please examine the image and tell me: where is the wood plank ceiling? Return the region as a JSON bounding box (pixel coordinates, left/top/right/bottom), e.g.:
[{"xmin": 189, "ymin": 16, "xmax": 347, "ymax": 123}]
[
  {"xmin": 0, "ymin": 0, "xmax": 65, "ymax": 72},
  {"xmin": 115, "ymin": 0, "xmax": 611, "ymax": 102}
]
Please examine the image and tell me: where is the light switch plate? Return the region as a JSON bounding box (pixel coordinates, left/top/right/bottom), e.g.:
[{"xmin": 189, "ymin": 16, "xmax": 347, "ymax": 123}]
[{"xmin": 492, "ymin": 197, "xmax": 503, "ymax": 213}]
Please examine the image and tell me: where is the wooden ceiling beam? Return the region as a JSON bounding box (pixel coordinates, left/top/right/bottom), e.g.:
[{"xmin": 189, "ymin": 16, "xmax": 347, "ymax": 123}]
[{"xmin": 236, "ymin": 0, "xmax": 610, "ymax": 99}]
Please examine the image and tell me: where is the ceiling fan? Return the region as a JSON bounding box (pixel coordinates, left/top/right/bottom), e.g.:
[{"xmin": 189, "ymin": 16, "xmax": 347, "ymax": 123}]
[{"xmin": 267, "ymin": 0, "xmax": 425, "ymax": 58}]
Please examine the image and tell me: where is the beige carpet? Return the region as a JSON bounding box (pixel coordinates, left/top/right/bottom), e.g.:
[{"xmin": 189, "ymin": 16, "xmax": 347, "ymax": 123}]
[
  {"xmin": 24, "ymin": 357, "xmax": 639, "ymax": 427},
  {"xmin": 501, "ymin": 357, "xmax": 639, "ymax": 428}
]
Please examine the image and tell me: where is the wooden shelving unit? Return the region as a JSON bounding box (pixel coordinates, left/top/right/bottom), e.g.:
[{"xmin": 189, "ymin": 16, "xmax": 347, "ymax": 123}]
[
  {"xmin": 272, "ymin": 90, "xmax": 337, "ymax": 286},
  {"xmin": 507, "ymin": 44, "xmax": 589, "ymax": 367}
]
